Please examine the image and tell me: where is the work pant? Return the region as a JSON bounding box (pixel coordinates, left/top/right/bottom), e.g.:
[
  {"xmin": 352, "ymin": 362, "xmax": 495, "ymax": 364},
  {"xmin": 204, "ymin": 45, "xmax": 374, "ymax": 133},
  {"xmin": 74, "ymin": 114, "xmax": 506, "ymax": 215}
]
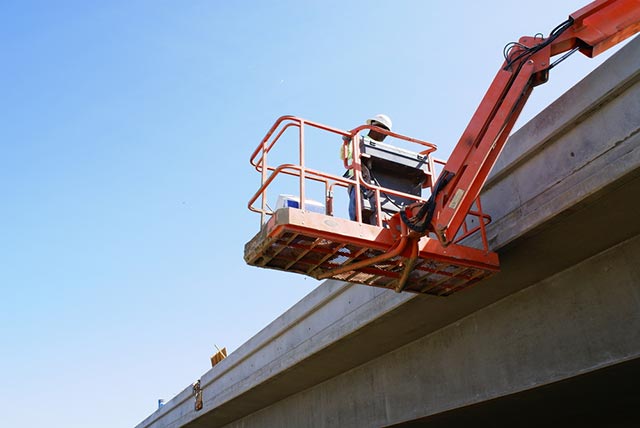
[{"xmin": 348, "ymin": 185, "xmax": 377, "ymax": 225}]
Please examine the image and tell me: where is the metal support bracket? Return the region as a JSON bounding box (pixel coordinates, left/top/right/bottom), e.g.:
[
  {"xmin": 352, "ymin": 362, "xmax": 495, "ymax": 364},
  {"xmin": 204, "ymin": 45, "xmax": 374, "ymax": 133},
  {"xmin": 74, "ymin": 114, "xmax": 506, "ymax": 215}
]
[{"xmin": 192, "ymin": 380, "xmax": 203, "ymax": 411}]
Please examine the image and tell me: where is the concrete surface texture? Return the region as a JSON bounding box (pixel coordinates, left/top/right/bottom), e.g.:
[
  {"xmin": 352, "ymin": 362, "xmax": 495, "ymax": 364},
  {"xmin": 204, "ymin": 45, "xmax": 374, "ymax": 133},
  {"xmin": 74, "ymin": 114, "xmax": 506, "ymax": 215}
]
[
  {"xmin": 228, "ymin": 233, "xmax": 640, "ymax": 427},
  {"xmin": 136, "ymin": 35, "xmax": 640, "ymax": 428}
]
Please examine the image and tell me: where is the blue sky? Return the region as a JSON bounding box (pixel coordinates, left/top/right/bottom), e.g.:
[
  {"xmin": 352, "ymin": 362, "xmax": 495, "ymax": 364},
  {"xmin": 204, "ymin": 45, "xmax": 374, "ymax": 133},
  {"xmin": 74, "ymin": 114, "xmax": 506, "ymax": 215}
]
[{"xmin": 0, "ymin": 1, "xmax": 628, "ymax": 426}]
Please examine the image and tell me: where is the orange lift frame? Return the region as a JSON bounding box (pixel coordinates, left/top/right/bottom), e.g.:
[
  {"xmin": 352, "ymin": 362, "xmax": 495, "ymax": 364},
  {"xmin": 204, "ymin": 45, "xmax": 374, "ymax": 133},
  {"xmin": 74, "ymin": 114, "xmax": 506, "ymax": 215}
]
[{"xmin": 245, "ymin": 0, "xmax": 640, "ymax": 295}]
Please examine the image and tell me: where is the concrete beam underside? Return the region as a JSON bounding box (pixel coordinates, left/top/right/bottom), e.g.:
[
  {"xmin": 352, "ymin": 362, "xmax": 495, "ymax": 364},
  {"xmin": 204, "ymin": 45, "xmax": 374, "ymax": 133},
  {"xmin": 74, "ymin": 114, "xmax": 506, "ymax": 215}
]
[
  {"xmin": 227, "ymin": 229, "xmax": 640, "ymax": 428},
  {"xmin": 136, "ymin": 36, "xmax": 640, "ymax": 428}
]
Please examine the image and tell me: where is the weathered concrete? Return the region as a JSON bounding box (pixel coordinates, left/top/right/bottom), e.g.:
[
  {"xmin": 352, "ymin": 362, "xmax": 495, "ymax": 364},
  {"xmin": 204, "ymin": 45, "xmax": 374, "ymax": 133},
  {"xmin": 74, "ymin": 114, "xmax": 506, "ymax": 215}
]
[
  {"xmin": 136, "ymin": 35, "xmax": 640, "ymax": 428},
  {"xmin": 228, "ymin": 233, "xmax": 640, "ymax": 427}
]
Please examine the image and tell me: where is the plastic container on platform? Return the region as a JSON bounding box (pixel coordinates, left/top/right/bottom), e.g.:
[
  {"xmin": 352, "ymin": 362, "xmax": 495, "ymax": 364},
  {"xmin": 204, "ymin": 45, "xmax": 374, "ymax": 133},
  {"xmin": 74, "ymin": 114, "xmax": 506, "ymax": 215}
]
[{"xmin": 276, "ymin": 194, "xmax": 325, "ymax": 214}]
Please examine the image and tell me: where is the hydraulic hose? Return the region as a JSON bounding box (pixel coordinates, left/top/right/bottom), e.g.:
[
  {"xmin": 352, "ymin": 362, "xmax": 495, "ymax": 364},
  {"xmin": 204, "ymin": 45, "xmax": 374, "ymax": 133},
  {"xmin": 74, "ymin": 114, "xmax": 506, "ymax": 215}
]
[{"xmin": 400, "ymin": 171, "xmax": 455, "ymax": 233}]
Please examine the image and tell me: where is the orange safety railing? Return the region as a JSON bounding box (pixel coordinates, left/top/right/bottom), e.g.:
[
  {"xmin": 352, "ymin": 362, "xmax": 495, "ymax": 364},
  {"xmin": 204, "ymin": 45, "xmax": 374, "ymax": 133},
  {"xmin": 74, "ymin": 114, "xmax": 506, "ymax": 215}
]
[{"xmin": 248, "ymin": 116, "xmax": 492, "ymax": 248}]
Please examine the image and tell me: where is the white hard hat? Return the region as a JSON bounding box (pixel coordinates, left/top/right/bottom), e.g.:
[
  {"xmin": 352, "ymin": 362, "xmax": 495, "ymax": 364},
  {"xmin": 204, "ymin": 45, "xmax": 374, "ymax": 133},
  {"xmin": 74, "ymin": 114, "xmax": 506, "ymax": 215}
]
[{"xmin": 366, "ymin": 113, "xmax": 392, "ymax": 131}]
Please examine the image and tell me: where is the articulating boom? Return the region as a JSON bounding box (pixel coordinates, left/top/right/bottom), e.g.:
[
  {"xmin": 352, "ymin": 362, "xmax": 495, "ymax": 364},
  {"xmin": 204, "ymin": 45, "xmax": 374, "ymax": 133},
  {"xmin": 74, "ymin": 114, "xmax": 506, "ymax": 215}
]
[{"xmin": 402, "ymin": 0, "xmax": 640, "ymax": 245}]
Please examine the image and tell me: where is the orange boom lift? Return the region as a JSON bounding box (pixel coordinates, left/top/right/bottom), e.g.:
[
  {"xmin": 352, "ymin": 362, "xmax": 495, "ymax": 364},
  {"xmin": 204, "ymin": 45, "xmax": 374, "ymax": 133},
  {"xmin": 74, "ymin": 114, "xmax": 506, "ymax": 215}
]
[{"xmin": 245, "ymin": 0, "xmax": 640, "ymax": 295}]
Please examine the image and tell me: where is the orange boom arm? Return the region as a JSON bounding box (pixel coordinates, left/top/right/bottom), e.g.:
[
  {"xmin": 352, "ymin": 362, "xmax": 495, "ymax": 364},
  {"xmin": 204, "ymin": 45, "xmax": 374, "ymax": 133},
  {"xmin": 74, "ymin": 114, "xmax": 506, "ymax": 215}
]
[{"xmin": 401, "ymin": 0, "xmax": 640, "ymax": 245}]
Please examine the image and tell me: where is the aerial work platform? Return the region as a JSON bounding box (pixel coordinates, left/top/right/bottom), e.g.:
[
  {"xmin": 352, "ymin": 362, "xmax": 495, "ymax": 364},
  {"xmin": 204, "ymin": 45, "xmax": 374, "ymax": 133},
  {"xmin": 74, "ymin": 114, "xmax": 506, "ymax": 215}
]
[
  {"xmin": 245, "ymin": 1, "xmax": 640, "ymax": 295},
  {"xmin": 245, "ymin": 116, "xmax": 499, "ymax": 295}
]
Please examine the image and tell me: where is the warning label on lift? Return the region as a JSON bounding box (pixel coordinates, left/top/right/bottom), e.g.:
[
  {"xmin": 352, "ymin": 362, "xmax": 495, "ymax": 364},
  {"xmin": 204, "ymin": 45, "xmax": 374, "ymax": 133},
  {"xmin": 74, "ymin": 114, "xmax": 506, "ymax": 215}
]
[{"xmin": 449, "ymin": 189, "xmax": 465, "ymax": 210}]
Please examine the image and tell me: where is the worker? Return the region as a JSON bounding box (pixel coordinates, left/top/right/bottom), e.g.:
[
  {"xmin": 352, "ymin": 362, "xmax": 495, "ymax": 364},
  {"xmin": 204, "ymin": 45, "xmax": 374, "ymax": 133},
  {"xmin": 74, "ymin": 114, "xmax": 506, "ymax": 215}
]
[{"xmin": 341, "ymin": 114, "xmax": 393, "ymax": 224}]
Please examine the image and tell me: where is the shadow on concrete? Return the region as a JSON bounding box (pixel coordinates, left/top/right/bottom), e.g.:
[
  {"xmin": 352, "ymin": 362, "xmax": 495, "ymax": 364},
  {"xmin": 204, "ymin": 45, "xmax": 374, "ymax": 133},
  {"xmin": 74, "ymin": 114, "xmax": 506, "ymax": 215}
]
[{"xmin": 388, "ymin": 357, "xmax": 640, "ymax": 427}]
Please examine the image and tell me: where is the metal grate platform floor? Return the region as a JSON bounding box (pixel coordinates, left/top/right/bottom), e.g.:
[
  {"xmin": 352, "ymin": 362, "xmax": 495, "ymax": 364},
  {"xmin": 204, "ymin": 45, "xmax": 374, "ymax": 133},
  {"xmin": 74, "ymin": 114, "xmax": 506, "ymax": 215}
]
[{"xmin": 245, "ymin": 208, "xmax": 499, "ymax": 296}]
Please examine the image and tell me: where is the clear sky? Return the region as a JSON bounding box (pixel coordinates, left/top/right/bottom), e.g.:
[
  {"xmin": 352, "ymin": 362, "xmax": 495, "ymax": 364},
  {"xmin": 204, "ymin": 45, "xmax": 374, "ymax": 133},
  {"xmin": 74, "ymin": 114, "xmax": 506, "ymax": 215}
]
[{"xmin": 0, "ymin": 1, "xmax": 629, "ymax": 427}]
